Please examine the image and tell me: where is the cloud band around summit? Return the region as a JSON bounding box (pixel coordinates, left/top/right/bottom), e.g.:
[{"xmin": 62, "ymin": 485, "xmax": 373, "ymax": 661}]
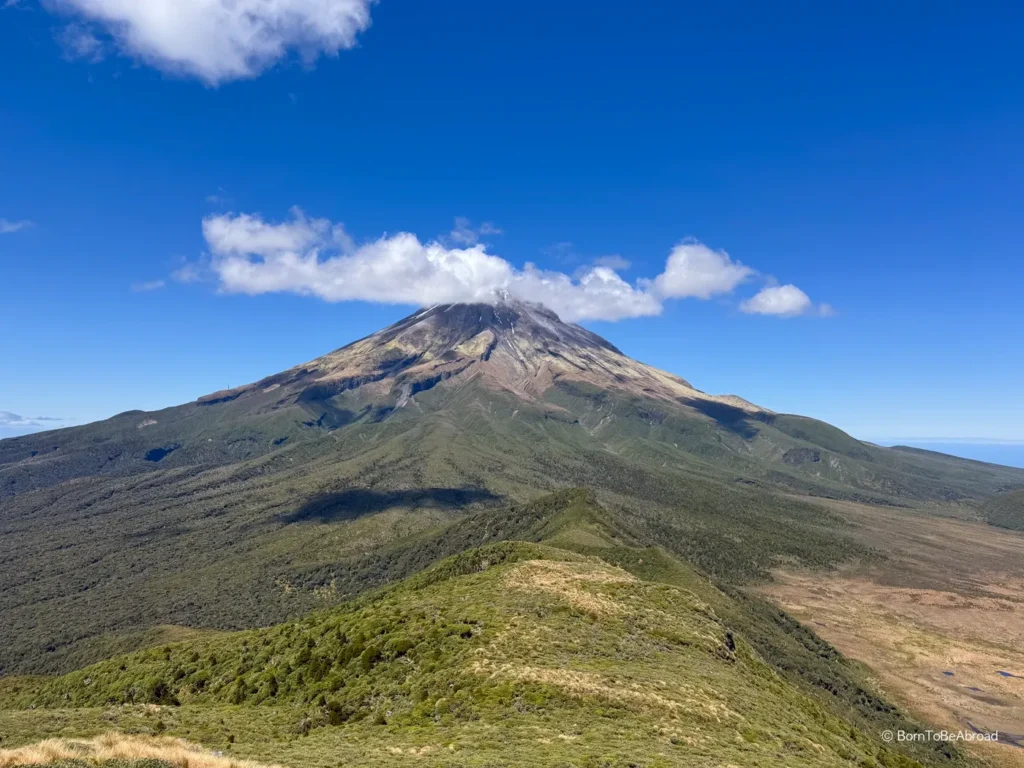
[{"xmin": 200, "ymin": 208, "xmax": 829, "ymax": 322}]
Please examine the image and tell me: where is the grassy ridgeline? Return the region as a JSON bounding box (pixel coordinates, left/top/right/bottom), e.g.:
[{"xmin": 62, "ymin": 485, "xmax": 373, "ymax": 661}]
[{"xmin": 1, "ymin": 518, "xmax": 965, "ymax": 767}]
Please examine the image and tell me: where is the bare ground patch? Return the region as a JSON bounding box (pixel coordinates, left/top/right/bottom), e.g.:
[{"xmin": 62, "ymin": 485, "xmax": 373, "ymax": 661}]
[{"xmin": 762, "ymin": 498, "xmax": 1024, "ymax": 767}]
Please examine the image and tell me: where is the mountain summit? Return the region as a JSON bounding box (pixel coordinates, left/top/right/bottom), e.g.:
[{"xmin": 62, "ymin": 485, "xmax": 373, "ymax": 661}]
[{"xmin": 198, "ymin": 299, "xmax": 763, "ymax": 420}]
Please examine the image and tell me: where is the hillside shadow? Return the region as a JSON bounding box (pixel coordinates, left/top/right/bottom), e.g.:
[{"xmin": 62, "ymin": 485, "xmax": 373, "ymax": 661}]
[
  {"xmin": 679, "ymin": 397, "xmax": 767, "ymax": 439},
  {"xmin": 281, "ymin": 487, "xmax": 502, "ymax": 524}
]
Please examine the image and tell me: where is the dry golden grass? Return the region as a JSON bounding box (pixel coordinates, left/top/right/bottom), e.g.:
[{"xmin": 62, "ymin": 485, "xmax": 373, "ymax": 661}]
[
  {"xmin": 468, "ymin": 659, "xmax": 737, "ymax": 723},
  {"xmin": 762, "ymin": 497, "xmax": 1024, "ymax": 768},
  {"xmin": 0, "ymin": 733, "xmax": 282, "ymax": 768},
  {"xmin": 503, "ymin": 560, "xmax": 636, "ymax": 617}
]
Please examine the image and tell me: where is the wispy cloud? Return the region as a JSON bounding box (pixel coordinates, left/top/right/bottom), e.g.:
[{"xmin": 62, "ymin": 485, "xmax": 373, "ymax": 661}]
[
  {"xmin": 541, "ymin": 241, "xmax": 578, "ymax": 265},
  {"xmin": 0, "ymin": 218, "xmax": 34, "ymax": 234},
  {"xmin": 131, "ymin": 279, "xmax": 166, "ymax": 292},
  {"xmin": 206, "ymin": 187, "xmax": 232, "ymax": 206},
  {"xmin": 592, "ymin": 255, "xmax": 631, "ymax": 271},
  {"xmin": 448, "ymin": 217, "xmax": 503, "ymax": 247},
  {"xmin": 198, "ymin": 208, "xmax": 832, "ymax": 323},
  {"xmin": 542, "ymin": 245, "xmax": 631, "ymax": 274},
  {"xmin": 171, "ymin": 262, "xmax": 203, "ymax": 284},
  {"xmin": 43, "ymin": 0, "xmax": 375, "ymax": 84},
  {"xmin": 0, "ymin": 411, "xmax": 65, "ymax": 429},
  {"xmin": 57, "ymin": 23, "xmax": 106, "ymax": 62}
]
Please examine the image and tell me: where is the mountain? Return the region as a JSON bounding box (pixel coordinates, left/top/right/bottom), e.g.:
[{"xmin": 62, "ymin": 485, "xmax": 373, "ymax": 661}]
[
  {"xmin": 1, "ymin": 299, "xmax": 1022, "ymax": 679},
  {"xmin": 2, "ymin": 300, "xmax": 762, "ymax": 497},
  {"xmin": 3, "ymin": 299, "xmax": 1019, "ymax": 504},
  {"xmin": 0, "ymin": 494, "xmax": 969, "ymax": 767}
]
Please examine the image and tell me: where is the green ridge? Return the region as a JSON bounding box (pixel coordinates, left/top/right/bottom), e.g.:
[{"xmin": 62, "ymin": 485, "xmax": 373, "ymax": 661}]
[{"xmin": 1, "ymin": 509, "xmax": 966, "ymax": 766}]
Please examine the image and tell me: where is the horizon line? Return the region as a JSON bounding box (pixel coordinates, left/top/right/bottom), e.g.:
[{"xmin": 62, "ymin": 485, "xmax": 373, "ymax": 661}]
[{"xmin": 866, "ymin": 437, "xmax": 1024, "ymax": 446}]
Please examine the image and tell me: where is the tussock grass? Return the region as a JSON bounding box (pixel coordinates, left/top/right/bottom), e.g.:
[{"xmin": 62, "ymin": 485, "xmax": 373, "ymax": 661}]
[
  {"xmin": 502, "ymin": 559, "xmax": 637, "ymax": 617},
  {"xmin": 0, "ymin": 732, "xmax": 280, "ymax": 767}
]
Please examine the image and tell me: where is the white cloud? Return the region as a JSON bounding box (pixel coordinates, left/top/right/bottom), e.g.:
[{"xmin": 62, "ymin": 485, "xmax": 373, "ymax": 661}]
[
  {"xmin": 198, "ymin": 209, "xmax": 829, "ymax": 323},
  {"xmin": 0, "ymin": 218, "xmax": 33, "ymax": 234},
  {"xmin": 510, "ymin": 264, "xmax": 661, "ymax": 322},
  {"xmin": 131, "ymin": 279, "xmax": 166, "ymax": 292},
  {"xmin": 46, "ymin": 0, "xmax": 375, "ymax": 84},
  {"xmin": 203, "ymin": 207, "xmax": 335, "ymax": 255},
  {"xmin": 203, "ymin": 210, "xmax": 657, "ymax": 322},
  {"xmin": 652, "ymin": 241, "xmax": 754, "ymax": 299},
  {"xmin": 740, "ymin": 284, "xmax": 815, "ymax": 317}
]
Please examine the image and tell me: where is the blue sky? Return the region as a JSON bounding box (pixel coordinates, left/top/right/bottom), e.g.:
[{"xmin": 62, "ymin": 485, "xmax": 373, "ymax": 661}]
[{"xmin": 1, "ymin": 1, "xmax": 1022, "ymax": 458}]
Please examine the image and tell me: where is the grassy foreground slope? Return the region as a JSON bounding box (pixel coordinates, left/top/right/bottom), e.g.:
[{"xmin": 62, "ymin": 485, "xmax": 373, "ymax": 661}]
[{"xmin": 1, "ymin": 531, "xmax": 965, "ymax": 767}]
